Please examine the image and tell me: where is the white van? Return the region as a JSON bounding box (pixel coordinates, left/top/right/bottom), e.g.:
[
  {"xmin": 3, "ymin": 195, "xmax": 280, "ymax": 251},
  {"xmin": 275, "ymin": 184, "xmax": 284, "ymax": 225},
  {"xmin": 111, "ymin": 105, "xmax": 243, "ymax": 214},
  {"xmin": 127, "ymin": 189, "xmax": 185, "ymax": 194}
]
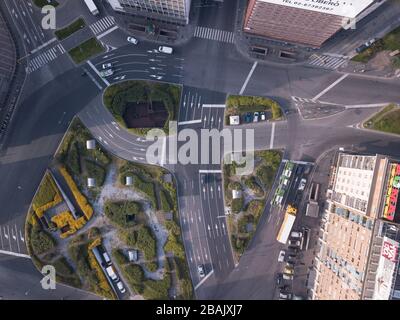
[
  {"xmin": 158, "ymin": 46, "xmax": 173, "ymax": 54},
  {"xmin": 102, "ymin": 252, "xmax": 112, "ymax": 266}
]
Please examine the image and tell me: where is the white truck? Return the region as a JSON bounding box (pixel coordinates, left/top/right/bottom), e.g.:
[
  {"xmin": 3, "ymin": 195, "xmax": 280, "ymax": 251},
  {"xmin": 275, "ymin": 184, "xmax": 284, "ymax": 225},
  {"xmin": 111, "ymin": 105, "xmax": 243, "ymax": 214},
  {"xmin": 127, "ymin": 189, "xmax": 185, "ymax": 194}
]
[
  {"xmin": 277, "ymin": 205, "xmax": 297, "ymax": 244},
  {"xmin": 84, "ymin": 0, "xmax": 99, "ymax": 16}
]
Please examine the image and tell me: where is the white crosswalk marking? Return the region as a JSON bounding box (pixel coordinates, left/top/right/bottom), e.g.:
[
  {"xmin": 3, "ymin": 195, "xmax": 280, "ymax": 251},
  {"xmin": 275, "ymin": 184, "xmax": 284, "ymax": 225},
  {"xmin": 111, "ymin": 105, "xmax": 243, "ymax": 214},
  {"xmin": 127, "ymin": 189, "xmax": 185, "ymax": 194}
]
[
  {"xmin": 27, "ymin": 43, "xmax": 67, "ymax": 74},
  {"xmin": 291, "ymin": 96, "xmax": 316, "ymax": 104},
  {"xmin": 194, "ymin": 26, "xmax": 235, "ymax": 44},
  {"xmin": 89, "ymin": 16, "xmax": 116, "ymax": 36},
  {"xmin": 307, "ymin": 54, "xmax": 348, "ymax": 70}
]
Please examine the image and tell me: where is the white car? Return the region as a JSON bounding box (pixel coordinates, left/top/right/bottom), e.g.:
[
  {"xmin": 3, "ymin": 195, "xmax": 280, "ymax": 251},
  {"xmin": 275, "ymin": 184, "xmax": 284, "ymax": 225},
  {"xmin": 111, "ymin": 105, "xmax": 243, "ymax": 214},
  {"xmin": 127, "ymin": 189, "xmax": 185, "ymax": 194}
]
[
  {"xmin": 279, "ymin": 292, "xmax": 293, "ymax": 300},
  {"xmin": 253, "ymin": 112, "xmax": 259, "ymax": 122},
  {"xmin": 298, "ymin": 178, "xmax": 306, "ymax": 191},
  {"xmin": 127, "ymin": 36, "xmax": 138, "ymax": 45},
  {"xmin": 282, "ymin": 273, "xmax": 293, "ymax": 280},
  {"xmin": 278, "ymin": 250, "xmax": 285, "ymax": 262},
  {"xmin": 102, "ymin": 63, "xmax": 112, "ymax": 69},
  {"xmin": 116, "ymin": 281, "xmax": 126, "ymax": 293},
  {"xmin": 291, "ymin": 231, "xmax": 302, "ymax": 238},
  {"xmin": 158, "ymin": 46, "xmax": 173, "ymax": 54}
]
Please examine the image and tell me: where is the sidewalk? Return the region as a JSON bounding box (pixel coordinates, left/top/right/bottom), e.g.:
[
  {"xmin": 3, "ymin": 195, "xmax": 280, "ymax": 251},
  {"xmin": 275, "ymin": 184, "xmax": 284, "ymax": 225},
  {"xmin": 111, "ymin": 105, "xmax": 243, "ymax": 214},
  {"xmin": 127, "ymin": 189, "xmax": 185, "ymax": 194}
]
[{"xmin": 102, "ymin": 0, "xmax": 202, "ymax": 46}]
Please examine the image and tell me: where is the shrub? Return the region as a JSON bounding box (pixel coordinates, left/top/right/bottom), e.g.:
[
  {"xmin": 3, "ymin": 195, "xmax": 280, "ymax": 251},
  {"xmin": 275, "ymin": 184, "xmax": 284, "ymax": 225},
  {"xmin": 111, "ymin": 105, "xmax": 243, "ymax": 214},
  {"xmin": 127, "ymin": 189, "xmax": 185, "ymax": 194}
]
[
  {"xmin": 231, "ymin": 197, "xmax": 244, "ymax": 214},
  {"xmin": 33, "ymin": 173, "xmax": 62, "ymax": 217},
  {"xmin": 60, "ymin": 166, "xmax": 93, "ymax": 220},
  {"xmin": 135, "ymin": 226, "xmax": 157, "ymax": 266},
  {"xmin": 104, "ymin": 200, "xmax": 142, "ymax": 228},
  {"xmin": 85, "ymin": 160, "xmax": 106, "ymax": 187},
  {"xmin": 66, "ymin": 142, "xmax": 81, "ymax": 176},
  {"xmin": 243, "ymin": 176, "xmax": 264, "ymax": 196},
  {"xmin": 142, "ymin": 274, "xmax": 171, "ymax": 300},
  {"xmin": 30, "ymin": 226, "xmax": 56, "ymax": 255},
  {"xmin": 124, "ymin": 264, "xmax": 145, "ymax": 294},
  {"xmin": 160, "ymin": 189, "xmax": 172, "ymax": 212},
  {"xmin": 133, "ymin": 175, "xmax": 157, "ymax": 209}
]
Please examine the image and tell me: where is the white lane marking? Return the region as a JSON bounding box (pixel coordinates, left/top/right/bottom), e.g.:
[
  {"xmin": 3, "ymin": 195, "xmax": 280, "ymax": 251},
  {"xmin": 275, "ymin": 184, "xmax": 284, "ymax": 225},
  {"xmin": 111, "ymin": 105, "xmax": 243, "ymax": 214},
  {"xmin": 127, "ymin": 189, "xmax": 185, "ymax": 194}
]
[
  {"xmin": 199, "ymin": 170, "xmax": 222, "ymax": 173},
  {"xmin": 87, "ymin": 60, "xmax": 110, "ymax": 86},
  {"xmin": 269, "ymin": 122, "xmax": 276, "ymax": 149},
  {"xmin": 202, "ymin": 104, "xmax": 226, "ymax": 108},
  {"xmin": 30, "ymin": 37, "xmax": 57, "ymax": 54},
  {"xmin": 97, "ymin": 25, "xmax": 119, "ymax": 40},
  {"xmin": 240, "ymin": 61, "xmax": 258, "ymax": 95},
  {"xmin": 312, "ymin": 73, "xmax": 349, "ymax": 101},
  {"xmin": 0, "ymin": 250, "xmax": 30, "ymax": 259},
  {"xmin": 194, "ymin": 270, "xmax": 214, "ymax": 290},
  {"xmin": 178, "ymin": 119, "xmax": 202, "ymax": 125}
]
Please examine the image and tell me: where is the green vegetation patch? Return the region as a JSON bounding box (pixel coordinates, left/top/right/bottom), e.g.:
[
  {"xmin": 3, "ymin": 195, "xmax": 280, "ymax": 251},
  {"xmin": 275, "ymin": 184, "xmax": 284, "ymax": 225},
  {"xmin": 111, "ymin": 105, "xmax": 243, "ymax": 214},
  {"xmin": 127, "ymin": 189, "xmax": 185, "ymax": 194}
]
[
  {"xmin": 103, "ymin": 80, "xmax": 182, "ymax": 136},
  {"xmin": 352, "ymin": 26, "xmax": 400, "ymax": 64},
  {"xmin": 55, "ymin": 18, "xmax": 86, "ymax": 40},
  {"xmin": 68, "ymin": 38, "xmax": 104, "ymax": 64},
  {"xmin": 29, "ymin": 225, "xmax": 57, "ymax": 255},
  {"xmin": 135, "ymin": 226, "xmax": 158, "ymax": 271},
  {"xmin": 225, "ymin": 95, "xmax": 282, "ymax": 123},
  {"xmin": 33, "ymin": 173, "xmax": 59, "ymax": 209},
  {"xmin": 85, "ymin": 160, "xmax": 106, "ymax": 187},
  {"xmin": 364, "ymin": 104, "xmax": 400, "ymax": 135},
  {"xmin": 104, "ymin": 200, "xmax": 142, "ymax": 228}
]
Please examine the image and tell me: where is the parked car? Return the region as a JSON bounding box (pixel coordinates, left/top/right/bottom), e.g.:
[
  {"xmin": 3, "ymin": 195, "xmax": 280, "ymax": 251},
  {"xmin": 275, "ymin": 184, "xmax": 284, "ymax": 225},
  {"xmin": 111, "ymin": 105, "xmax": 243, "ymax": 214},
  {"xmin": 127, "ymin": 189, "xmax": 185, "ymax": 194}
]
[
  {"xmin": 102, "ymin": 63, "xmax": 112, "ymax": 69},
  {"xmin": 197, "ymin": 264, "xmax": 205, "ymax": 278},
  {"xmin": 298, "ymin": 178, "xmax": 307, "ymax": 191},
  {"xmin": 116, "ymin": 281, "xmax": 126, "ymax": 293},
  {"xmin": 276, "ymin": 273, "xmax": 283, "ymax": 285},
  {"xmin": 288, "ymin": 239, "xmax": 301, "ymax": 247},
  {"xmin": 295, "ymin": 166, "xmax": 304, "ymax": 175},
  {"xmin": 286, "ymin": 261, "xmax": 295, "ymax": 269},
  {"xmin": 291, "ymin": 231, "xmax": 302, "ymax": 238},
  {"xmin": 253, "ymin": 112, "xmax": 259, "ymax": 122},
  {"xmin": 287, "ymin": 254, "xmax": 297, "ymax": 261},
  {"xmin": 260, "ymin": 112, "xmax": 266, "ymax": 121},
  {"xmin": 127, "ymin": 36, "xmax": 138, "ymax": 44},
  {"xmin": 105, "ymin": 266, "xmax": 119, "ymax": 282},
  {"xmin": 102, "ymin": 252, "xmax": 112, "ymax": 266},
  {"xmin": 244, "ymin": 112, "xmax": 253, "ymax": 123},
  {"xmin": 278, "ymin": 250, "xmax": 285, "ymax": 262},
  {"xmin": 158, "ymin": 46, "xmax": 173, "ymax": 54},
  {"xmin": 282, "ymin": 273, "xmax": 293, "ymax": 280},
  {"xmin": 283, "ymin": 266, "xmax": 294, "ymax": 275},
  {"xmin": 279, "ymin": 291, "xmax": 293, "ymax": 300},
  {"xmin": 292, "ymin": 294, "xmax": 305, "ymax": 300}
]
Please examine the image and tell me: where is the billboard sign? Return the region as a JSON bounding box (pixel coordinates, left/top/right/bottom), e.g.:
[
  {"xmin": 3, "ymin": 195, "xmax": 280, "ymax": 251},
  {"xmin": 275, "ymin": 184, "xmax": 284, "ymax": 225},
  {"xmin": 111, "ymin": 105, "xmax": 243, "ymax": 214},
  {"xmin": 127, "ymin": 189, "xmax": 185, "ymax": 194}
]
[
  {"xmin": 258, "ymin": 0, "xmax": 374, "ymax": 18},
  {"xmin": 383, "ymin": 164, "xmax": 400, "ymax": 221},
  {"xmin": 373, "ymin": 237, "xmax": 399, "ymax": 300}
]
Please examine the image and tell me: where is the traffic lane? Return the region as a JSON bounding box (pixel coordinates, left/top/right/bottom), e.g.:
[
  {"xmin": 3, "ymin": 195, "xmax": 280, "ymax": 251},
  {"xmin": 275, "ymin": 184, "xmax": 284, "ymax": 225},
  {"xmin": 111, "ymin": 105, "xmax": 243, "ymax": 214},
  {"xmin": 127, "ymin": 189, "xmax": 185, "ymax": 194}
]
[
  {"xmin": 0, "ymin": 254, "xmax": 100, "ymax": 300},
  {"xmin": 0, "ymin": 70, "xmax": 100, "ymax": 226},
  {"xmin": 182, "ymin": 38, "xmax": 254, "ymax": 94},
  {"xmin": 177, "ymin": 173, "xmax": 213, "ymax": 286},
  {"xmin": 214, "ymin": 205, "xmax": 285, "ymax": 299},
  {"xmin": 317, "ymin": 76, "xmax": 400, "ymax": 105},
  {"xmin": 197, "ymin": 0, "xmax": 238, "ymax": 32}
]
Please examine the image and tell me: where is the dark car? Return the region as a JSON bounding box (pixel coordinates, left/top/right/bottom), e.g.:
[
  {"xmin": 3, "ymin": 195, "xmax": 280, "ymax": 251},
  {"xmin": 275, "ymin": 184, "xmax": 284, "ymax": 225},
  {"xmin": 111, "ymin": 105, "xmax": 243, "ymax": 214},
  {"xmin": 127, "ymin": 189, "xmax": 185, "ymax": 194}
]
[
  {"xmin": 276, "ymin": 273, "xmax": 283, "ymax": 286},
  {"xmin": 244, "ymin": 112, "xmax": 253, "ymax": 123}
]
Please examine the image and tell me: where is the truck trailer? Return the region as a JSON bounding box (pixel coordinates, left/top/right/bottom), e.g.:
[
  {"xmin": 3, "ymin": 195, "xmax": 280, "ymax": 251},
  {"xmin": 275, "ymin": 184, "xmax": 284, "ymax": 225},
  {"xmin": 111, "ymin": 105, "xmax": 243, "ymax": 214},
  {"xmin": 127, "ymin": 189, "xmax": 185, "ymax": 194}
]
[
  {"xmin": 276, "ymin": 205, "xmax": 297, "ymax": 244},
  {"xmin": 84, "ymin": 0, "xmax": 99, "ymax": 16}
]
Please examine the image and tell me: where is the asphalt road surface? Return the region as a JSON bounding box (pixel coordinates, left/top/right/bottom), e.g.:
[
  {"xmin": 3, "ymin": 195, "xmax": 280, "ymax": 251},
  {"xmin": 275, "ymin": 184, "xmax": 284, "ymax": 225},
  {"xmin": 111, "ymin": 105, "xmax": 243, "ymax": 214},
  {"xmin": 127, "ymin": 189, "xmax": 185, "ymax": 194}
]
[{"xmin": 0, "ymin": 0, "xmax": 400, "ymax": 300}]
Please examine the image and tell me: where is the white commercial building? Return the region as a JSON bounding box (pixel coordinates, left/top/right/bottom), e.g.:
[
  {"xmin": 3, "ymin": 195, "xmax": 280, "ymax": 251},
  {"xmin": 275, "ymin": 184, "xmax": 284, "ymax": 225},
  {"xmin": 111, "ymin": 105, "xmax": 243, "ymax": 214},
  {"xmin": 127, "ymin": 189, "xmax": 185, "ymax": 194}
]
[{"xmin": 106, "ymin": 0, "xmax": 192, "ymax": 25}]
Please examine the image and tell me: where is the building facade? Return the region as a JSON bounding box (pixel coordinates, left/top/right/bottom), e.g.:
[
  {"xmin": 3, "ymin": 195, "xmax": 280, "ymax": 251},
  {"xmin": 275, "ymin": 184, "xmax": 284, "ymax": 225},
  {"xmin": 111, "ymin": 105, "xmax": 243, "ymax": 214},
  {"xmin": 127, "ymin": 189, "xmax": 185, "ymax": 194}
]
[
  {"xmin": 243, "ymin": 0, "xmax": 375, "ymax": 47},
  {"xmin": 312, "ymin": 153, "xmax": 398, "ymax": 300},
  {"xmin": 107, "ymin": 0, "xmax": 192, "ymax": 25}
]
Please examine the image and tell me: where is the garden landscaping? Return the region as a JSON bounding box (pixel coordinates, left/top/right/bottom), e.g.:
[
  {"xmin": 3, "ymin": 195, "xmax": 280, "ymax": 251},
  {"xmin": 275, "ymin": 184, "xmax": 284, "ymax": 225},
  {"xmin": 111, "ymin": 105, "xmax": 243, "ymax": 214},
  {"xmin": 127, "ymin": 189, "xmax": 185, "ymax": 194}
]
[
  {"xmin": 55, "ymin": 18, "xmax": 86, "ymax": 40},
  {"xmin": 223, "ymin": 150, "xmax": 282, "ymax": 259},
  {"xmin": 68, "ymin": 37, "xmax": 104, "ymax": 64},
  {"xmin": 103, "ymin": 80, "xmax": 181, "ymax": 136},
  {"xmin": 26, "ymin": 118, "xmax": 192, "ymax": 300},
  {"xmin": 364, "ymin": 104, "xmax": 400, "ymax": 135}
]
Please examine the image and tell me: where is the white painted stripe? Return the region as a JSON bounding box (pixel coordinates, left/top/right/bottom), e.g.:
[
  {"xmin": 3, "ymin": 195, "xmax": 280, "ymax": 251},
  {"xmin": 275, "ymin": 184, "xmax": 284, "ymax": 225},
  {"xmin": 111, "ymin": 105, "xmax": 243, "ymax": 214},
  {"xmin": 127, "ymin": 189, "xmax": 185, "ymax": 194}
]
[
  {"xmin": 202, "ymin": 104, "xmax": 226, "ymax": 108},
  {"xmin": 30, "ymin": 37, "xmax": 57, "ymax": 55},
  {"xmin": 194, "ymin": 269, "xmax": 214, "ymax": 290},
  {"xmin": 0, "ymin": 250, "xmax": 30, "ymax": 259},
  {"xmin": 97, "ymin": 25, "xmax": 119, "ymax": 39},
  {"xmin": 87, "ymin": 60, "xmax": 110, "ymax": 86},
  {"xmin": 199, "ymin": 170, "xmax": 222, "ymax": 173},
  {"xmin": 312, "ymin": 73, "xmax": 349, "ymax": 101},
  {"xmin": 240, "ymin": 61, "xmax": 258, "ymax": 95},
  {"xmin": 269, "ymin": 122, "xmax": 276, "ymax": 149},
  {"xmin": 178, "ymin": 119, "xmax": 202, "ymax": 125},
  {"xmin": 345, "ymin": 103, "xmax": 389, "ymax": 109}
]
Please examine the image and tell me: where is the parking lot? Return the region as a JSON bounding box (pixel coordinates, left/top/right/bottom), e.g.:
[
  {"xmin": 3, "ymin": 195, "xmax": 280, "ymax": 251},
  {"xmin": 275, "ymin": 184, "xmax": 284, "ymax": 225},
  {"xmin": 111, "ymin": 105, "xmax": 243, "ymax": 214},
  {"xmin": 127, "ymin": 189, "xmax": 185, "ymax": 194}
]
[{"xmin": 271, "ymin": 152, "xmax": 335, "ymax": 300}]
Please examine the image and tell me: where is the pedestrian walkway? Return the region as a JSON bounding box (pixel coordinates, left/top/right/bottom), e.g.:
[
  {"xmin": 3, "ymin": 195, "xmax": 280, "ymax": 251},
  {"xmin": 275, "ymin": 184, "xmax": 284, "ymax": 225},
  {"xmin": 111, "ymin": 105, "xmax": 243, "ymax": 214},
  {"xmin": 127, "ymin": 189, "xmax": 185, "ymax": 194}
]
[
  {"xmin": 26, "ymin": 43, "xmax": 66, "ymax": 74},
  {"xmin": 194, "ymin": 26, "xmax": 235, "ymax": 44},
  {"xmin": 89, "ymin": 16, "xmax": 116, "ymax": 36},
  {"xmin": 291, "ymin": 96, "xmax": 316, "ymax": 104},
  {"xmin": 307, "ymin": 54, "xmax": 348, "ymax": 70}
]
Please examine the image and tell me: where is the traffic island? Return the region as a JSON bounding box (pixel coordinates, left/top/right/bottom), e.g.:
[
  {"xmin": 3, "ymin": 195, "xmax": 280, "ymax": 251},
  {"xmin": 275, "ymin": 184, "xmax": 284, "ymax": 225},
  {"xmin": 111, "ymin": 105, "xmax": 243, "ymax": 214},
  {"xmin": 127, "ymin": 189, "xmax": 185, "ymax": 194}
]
[
  {"xmin": 68, "ymin": 37, "xmax": 104, "ymax": 64},
  {"xmin": 55, "ymin": 18, "xmax": 86, "ymax": 41},
  {"xmin": 26, "ymin": 117, "xmax": 192, "ymax": 300},
  {"xmin": 103, "ymin": 80, "xmax": 181, "ymax": 136},
  {"xmin": 363, "ymin": 104, "xmax": 400, "ymax": 135},
  {"xmin": 224, "ymin": 95, "xmax": 283, "ymax": 126},
  {"xmin": 223, "ymin": 150, "xmax": 282, "ymax": 259}
]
